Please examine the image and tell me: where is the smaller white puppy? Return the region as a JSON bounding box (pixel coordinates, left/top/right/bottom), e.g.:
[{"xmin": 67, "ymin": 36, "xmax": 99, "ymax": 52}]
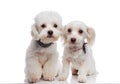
[
  {"xmin": 25, "ymin": 11, "xmax": 62, "ymax": 83},
  {"xmin": 58, "ymin": 21, "xmax": 96, "ymax": 83}
]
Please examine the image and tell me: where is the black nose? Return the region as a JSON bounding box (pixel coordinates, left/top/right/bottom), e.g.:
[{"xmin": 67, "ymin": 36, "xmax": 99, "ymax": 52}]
[
  {"xmin": 71, "ymin": 38, "xmax": 76, "ymax": 43},
  {"xmin": 48, "ymin": 30, "xmax": 53, "ymax": 36}
]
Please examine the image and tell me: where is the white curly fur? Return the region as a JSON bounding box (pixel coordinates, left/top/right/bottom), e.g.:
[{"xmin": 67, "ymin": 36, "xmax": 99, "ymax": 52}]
[
  {"xmin": 25, "ymin": 11, "xmax": 62, "ymax": 83},
  {"xmin": 58, "ymin": 21, "xmax": 96, "ymax": 83}
]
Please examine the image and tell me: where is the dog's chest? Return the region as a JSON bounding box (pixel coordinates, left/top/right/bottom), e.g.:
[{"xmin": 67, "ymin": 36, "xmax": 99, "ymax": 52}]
[
  {"xmin": 67, "ymin": 55, "xmax": 85, "ymax": 69},
  {"xmin": 72, "ymin": 59, "xmax": 84, "ymax": 69},
  {"xmin": 35, "ymin": 52, "xmax": 48, "ymax": 65}
]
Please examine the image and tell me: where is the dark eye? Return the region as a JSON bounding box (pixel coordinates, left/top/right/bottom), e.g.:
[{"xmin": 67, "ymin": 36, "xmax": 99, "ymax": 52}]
[
  {"xmin": 53, "ymin": 24, "xmax": 57, "ymax": 28},
  {"xmin": 41, "ymin": 24, "xmax": 46, "ymax": 28},
  {"xmin": 68, "ymin": 28, "xmax": 72, "ymax": 33},
  {"xmin": 79, "ymin": 29, "xmax": 83, "ymax": 34}
]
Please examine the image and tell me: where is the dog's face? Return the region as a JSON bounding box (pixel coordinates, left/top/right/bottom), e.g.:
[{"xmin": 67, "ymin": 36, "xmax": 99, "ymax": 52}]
[
  {"xmin": 31, "ymin": 11, "xmax": 62, "ymax": 43},
  {"xmin": 63, "ymin": 21, "xmax": 95, "ymax": 47}
]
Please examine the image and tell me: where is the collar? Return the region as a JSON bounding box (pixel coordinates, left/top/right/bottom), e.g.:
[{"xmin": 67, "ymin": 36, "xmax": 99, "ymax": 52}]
[
  {"xmin": 36, "ymin": 40, "xmax": 53, "ymax": 48},
  {"xmin": 83, "ymin": 43, "xmax": 87, "ymax": 54}
]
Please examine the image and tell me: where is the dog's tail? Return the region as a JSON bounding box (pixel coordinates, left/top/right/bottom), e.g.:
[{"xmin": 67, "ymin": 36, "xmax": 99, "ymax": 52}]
[{"xmin": 87, "ymin": 28, "xmax": 96, "ymax": 47}]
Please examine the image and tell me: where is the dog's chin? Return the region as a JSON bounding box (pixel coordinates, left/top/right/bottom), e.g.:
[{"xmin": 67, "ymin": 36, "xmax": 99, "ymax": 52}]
[
  {"xmin": 68, "ymin": 44, "xmax": 78, "ymax": 48},
  {"xmin": 67, "ymin": 43, "xmax": 83, "ymax": 52},
  {"xmin": 67, "ymin": 41, "xmax": 83, "ymax": 48},
  {"xmin": 40, "ymin": 36, "xmax": 59, "ymax": 43}
]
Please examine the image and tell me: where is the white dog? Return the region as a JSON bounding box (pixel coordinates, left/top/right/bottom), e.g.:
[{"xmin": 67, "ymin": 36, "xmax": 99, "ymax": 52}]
[
  {"xmin": 25, "ymin": 11, "xmax": 62, "ymax": 83},
  {"xmin": 58, "ymin": 21, "xmax": 96, "ymax": 83}
]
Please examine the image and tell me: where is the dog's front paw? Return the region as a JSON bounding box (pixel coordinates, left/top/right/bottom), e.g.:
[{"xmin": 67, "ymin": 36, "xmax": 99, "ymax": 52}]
[
  {"xmin": 78, "ymin": 75, "xmax": 87, "ymax": 83},
  {"xmin": 58, "ymin": 75, "xmax": 67, "ymax": 81},
  {"xmin": 43, "ymin": 76, "xmax": 55, "ymax": 81},
  {"xmin": 27, "ymin": 75, "xmax": 40, "ymax": 83},
  {"xmin": 43, "ymin": 74, "xmax": 55, "ymax": 81}
]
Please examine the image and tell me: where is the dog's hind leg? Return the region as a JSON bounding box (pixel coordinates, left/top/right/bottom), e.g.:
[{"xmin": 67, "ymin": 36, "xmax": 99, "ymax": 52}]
[{"xmin": 71, "ymin": 68, "xmax": 78, "ymax": 75}]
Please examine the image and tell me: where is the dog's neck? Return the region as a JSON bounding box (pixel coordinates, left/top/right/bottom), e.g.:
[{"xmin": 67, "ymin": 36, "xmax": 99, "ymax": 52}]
[
  {"xmin": 68, "ymin": 42, "xmax": 87, "ymax": 54},
  {"xmin": 36, "ymin": 40, "xmax": 53, "ymax": 48}
]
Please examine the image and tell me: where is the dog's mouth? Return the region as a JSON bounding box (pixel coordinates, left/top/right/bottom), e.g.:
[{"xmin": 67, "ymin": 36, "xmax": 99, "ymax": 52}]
[
  {"xmin": 47, "ymin": 35, "xmax": 56, "ymax": 40},
  {"xmin": 47, "ymin": 35, "xmax": 59, "ymax": 40},
  {"xmin": 69, "ymin": 46, "xmax": 82, "ymax": 52},
  {"xmin": 47, "ymin": 35, "xmax": 54, "ymax": 38}
]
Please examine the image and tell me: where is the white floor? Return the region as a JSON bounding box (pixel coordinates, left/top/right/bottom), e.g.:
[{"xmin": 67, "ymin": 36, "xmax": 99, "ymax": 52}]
[
  {"xmin": 36, "ymin": 75, "xmax": 97, "ymax": 84},
  {"xmin": 35, "ymin": 71, "xmax": 120, "ymax": 84}
]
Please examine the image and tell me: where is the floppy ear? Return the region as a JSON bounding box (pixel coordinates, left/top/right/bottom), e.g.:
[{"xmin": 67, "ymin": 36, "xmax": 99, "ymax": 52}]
[
  {"xmin": 86, "ymin": 28, "xmax": 96, "ymax": 46},
  {"xmin": 31, "ymin": 24, "xmax": 39, "ymax": 40}
]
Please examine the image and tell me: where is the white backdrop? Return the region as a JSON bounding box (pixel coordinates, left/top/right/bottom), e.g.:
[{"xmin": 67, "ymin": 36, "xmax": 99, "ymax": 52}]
[{"xmin": 0, "ymin": 0, "xmax": 120, "ymax": 83}]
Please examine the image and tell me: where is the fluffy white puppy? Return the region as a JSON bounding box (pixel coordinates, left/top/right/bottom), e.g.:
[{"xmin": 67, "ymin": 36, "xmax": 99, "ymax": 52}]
[
  {"xmin": 58, "ymin": 21, "xmax": 96, "ymax": 83},
  {"xmin": 25, "ymin": 11, "xmax": 62, "ymax": 83}
]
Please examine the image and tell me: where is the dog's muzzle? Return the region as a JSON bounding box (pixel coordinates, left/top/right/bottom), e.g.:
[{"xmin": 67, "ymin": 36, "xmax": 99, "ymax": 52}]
[
  {"xmin": 71, "ymin": 38, "xmax": 76, "ymax": 43},
  {"xmin": 47, "ymin": 30, "xmax": 53, "ymax": 37}
]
